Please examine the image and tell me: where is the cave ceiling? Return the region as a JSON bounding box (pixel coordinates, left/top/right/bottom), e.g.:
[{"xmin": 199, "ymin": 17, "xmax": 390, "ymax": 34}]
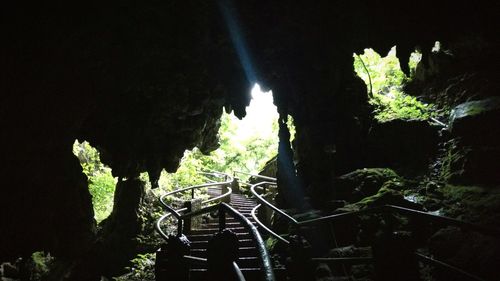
[
  {"xmin": 2, "ymin": 1, "xmax": 496, "ymax": 180},
  {"xmin": 1, "ymin": 0, "xmax": 497, "ymax": 259}
]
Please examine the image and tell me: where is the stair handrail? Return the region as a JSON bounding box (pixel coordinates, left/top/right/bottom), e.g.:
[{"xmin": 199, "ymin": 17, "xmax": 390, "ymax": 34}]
[
  {"xmin": 156, "ymin": 171, "xmax": 233, "ymax": 238},
  {"xmin": 296, "ymin": 204, "xmax": 500, "ymax": 235},
  {"xmin": 158, "ymin": 200, "xmax": 274, "ymax": 281},
  {"xmin": 156, "ymin": 171, "xmax": 271, "ymax": 280},
  {"xmin": 219, "ymin": 203, "xmax": 275, "ymax": 281},
  {"xmin": 233, "ymin": 170, "xmax": 277, "ymax": 182},
  {"xmin": 251, "ymin": 204, "xmax": 290, "ymax": 245},
  {"xmin": 249, "ymin": 181, "xmax": 499, "ymax": 281},
  {"xmin": 251, "ymin": 181, "xmax": 298, "ymax": 225},
  {"xmin": 250, "ymin": 180, "xmax": 500, "ymax": 236}
]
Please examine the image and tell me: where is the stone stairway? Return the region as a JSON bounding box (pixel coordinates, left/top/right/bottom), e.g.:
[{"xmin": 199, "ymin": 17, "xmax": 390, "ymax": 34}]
[{"xmin": 187, "ymin": 187, "xmax": 268, "ymax": 281}]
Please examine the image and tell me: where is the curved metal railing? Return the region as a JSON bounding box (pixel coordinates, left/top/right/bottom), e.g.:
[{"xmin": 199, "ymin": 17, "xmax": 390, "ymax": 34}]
[
  {"xmin": 248, "ymin": 179, "xmax": 499, "ymax": 281},
  {"xmin": 233, "ymin": 170, "xmax": 278, "ymax": 182},
  {"xmin": 155, "ymin": 170, "xmax": 275, "ymax": 281},
  {"xmin": 221, "ymin": 203, "xmax": 275, "ymax": 281},
  {"xmin": 156, "ymin": 171, "xmax": 233, "ymax": 239}
]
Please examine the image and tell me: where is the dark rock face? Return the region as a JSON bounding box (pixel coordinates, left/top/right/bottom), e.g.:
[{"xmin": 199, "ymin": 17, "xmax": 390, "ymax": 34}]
[
  {"xmin": 366, "ymin": 119, "xmax": 439, "ymax": 174},
  {"xmin": 0, "ymin": 0, "xmax": 498, "ymax": 275},
  {"xmin": 67, "ymin": 178, "xmax": 146, "ymax": 280},
  {"xmin": 1, "ymin": 0, "xmax": 246, "ymax": 262},
  {"xmin": 442, "ymin": 143, "xmax": 500, "ymax": 185},
  {"xmin": 442, "ymin": 98, "xmax": 500, "ymax": 184},
  {"xmin": 406, "ymin": 38, "xmax": 499, "ymax": 109},
  {"xmin": 0, "ymin": 145, "xmax": 96, "ymax": 260},
  {"xmin": 428, "ymin": 226, "xmax": 500, "ymax": 280},
  {"xmin": 449, "ymin": 97, "xmax": 500, "ymax": 145}
]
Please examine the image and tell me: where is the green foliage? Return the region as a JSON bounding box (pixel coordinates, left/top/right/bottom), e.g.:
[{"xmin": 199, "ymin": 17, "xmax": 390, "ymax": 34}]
[
  {"xmin": 158, "ymin": 111, "xmax": 284, "ymax": 189},
  {"xmin": 440, "ymin": 184, "xmax": 500, "ymax": 225},
  {"xmin": 265, "ymin": 237, "xmax": 278, "ymax": 252},
  {"xmin": 113, "ymin": 253, "xmax": 156, "ymax": 281},
  {"xmin": 204, "ymin": 112, "xmax": 279, "ymax": 175},
  {"xmin": 74, "ymin": 89, "xmax": 287, "ymax": 222},
  {"xmin": 23, "ymin": 251, "xmax": 55, "ymax": 281},
  {"xmin": 353, "ymin": 47, "xmax": 435, "ymax": 122},
  {"xmin": 89, "ymin": 169, "xmax": 116, "ymax": 222},
  {"xmin": 159, "ymin": 149, "xmax": 208, "ymax": 190},
  {"xmin": 370, "ymin": 91, "xmax": 435, "ymax": 122},
  {"xmin": 73, "ymin": 140, "xmax": 117, "ymax": 223},
  {"xmin": 31, "ymin": 252, "xmax": 52, "ymax": 274}
]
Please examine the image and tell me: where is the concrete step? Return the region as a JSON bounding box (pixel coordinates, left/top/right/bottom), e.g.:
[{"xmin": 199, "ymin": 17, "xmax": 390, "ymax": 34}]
[
  {"xmin": 190, "ymin": 246, "xmax": 258, "ymax": 258},
  {"xmin": 230, "ymin": 199, "xmax": 257, "ymax": 204},
  {"xmin": 190, "ymin": 226, "xmax": 248, "ymax": 235},
  {"xmin": 205, "ymin": 215, "xmax": 256, "ymax": 224},
  {"xmin": 187, "ymin": 232, "xmax": 252, "ymax": 242},
  {"xmin": 189, "ymin": 267, "xmax": 287, "ymax": 281},
  {"xmin": 190, "ymin": 256, "xmax": 260, "ymax": 269},
  {"xmin": 190, "ymin": 238, "xmax": 255, "ymax": 249},
  {"xmin": 204, "ymin": 221, "xmax": 258, "ymax": 228}
]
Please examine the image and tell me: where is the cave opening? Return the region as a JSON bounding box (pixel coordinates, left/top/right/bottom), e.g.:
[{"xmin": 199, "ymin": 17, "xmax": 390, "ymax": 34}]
[
  {"xmin": 2, "ymin": 1, "xmax": 498, "ymax": 280},
  {"xmin": 353, "ymin": 46, "xmax": 437, "ymax": 122},
  {"xmin": 73, "ymin": 140, "xmax": 117, "ymax": 223},
  {"xmin": 72, "ymin": 83, "xmax": 294, "ymax": 224},
  {"xmin": 155, "ymin": 82, "xmax": 294, "ymax": 188}
]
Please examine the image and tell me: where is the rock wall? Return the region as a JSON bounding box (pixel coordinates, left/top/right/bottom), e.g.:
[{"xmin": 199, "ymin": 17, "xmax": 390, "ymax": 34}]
[
  {"xmin": 1, "ymin": 0, "xmax": 498, "ymax": 273},
  {"xmin": 237, "ymin": 0, "xmax": 497, "ymax": 207},
  {"xmin": 0, "ymin": 0, "xmax": 248, "ymax": 261}
]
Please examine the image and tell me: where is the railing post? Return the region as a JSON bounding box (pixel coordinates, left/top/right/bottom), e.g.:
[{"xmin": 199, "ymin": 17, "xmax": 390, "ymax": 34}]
[
  {"xmin": 222, "ymin": 184, "xmax": 231, "ymax": 204},
  {"xmin": 191, "ymin": 188, "xmax": 194, "ymax": 199},
  {"xmin": 258, "ymin": 192, "xmax": 274, "ymax": 227},
  {"xmin": 155, "ymin": 235, "xmax": 191, "ymax": 281},
  {"xmin": 183, "ymin": 199, "xmax": 202, "ymax": 234},
  {"xmin": 177, "ymin": 219, "xmax": 183, "ymax": 237}
]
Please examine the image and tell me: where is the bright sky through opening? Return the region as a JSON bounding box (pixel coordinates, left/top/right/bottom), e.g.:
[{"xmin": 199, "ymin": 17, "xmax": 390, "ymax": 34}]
[{"xmin": 230, "ymin": 83, "xmax": 278, "ymax": 141}]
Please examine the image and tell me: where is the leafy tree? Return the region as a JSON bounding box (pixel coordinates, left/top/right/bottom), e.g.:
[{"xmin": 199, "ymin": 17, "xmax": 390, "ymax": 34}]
[
  {"xmin": 74, "ymin": 91, "xmax": 291, "ymax": 219},
  {"xmin": 353, "ymin": 47, "xmax": 435, "ymax": 122},
  {"xmin": 158, "ymin": 111, "xmax": 282, "ymax": 188}
]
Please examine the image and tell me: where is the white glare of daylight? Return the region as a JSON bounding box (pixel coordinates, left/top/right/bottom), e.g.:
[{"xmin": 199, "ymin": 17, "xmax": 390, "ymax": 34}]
[
  {"xmin": 432, "ymin": 41, "xmax": 441, "ymax": 53},
  {"xmin": 231, "ymin": 83, "xmax": 278, "ymax": 141}
]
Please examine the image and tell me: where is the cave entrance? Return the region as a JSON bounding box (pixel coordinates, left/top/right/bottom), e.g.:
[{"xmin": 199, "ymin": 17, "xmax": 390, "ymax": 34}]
[
  {"xmin": 353, "ymin": 46, "xmax": 436, "ymax": 122},
  {"xmin": 72, "ymin": 84, "xmax": 293, "ymax": 223},
  {"xmin": 73, "ymin": 140, "xmax": 117, "ymax": 223},
  {"xmin": 157, "ymin": 83, "xmax": 290, "ymax": 190}
]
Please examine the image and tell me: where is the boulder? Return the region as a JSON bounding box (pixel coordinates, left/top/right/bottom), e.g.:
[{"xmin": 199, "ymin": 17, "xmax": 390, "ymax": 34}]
[
  {"xmin": 449, "ymin": 97, "xmax": 500, "ymax": 145},
  {"xmin": 340, "ymin": 186, "xmax": 423, "ymax": 211},
  {"xmin": 443, "ymin": 97, "xmax": 500, "ymax": 184},
  {"xmin": 336, "ymin": 168, "xmax": 401, "ymax": 202},
  {"xmin": 439, "ymin": 185, "xmax": 500, "ymax": 226},
  {"xmin": 442, "ymin": 142, "xmax": 500, "ymax": 184},
  {"xmin": 428, "ymin": 226, "xmax": 500, "ymax": 280},
  {"xmin": 366, "ymin": 119, "xmax": 439, "ymax": 174}
]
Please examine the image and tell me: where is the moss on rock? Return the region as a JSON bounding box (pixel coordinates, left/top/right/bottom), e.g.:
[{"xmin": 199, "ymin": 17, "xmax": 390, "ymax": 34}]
[
  {"xmin": 336, "ymin": 168, "xmax": 401, "ymax": 202},
  {"xmin": 440, "ymin": 184, "xmax": 500, "ymax": 226},
  {"xmin": 339, "ymin": 185, "xmax": 422, "ymax": 212}
]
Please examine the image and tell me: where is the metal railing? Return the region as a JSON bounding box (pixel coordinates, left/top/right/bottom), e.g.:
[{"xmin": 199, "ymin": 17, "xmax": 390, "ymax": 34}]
[
  {"xmin": 249, "ymin": 180, "xmax": 499, "ymax": 281},
  {"xmin": 220, "ymin": 203, "xmax": 275, "ymax": 281},
  {"xmin": 233, "ymin": 170, "xmax": 278, "ymax": 182},
  {"xmin": 155, "ymin": 171, "xmax": 275, "ymax": 281},
  {"xmin": 156, "ymin": 171, "xmax": 233, "ymax": 239}
]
